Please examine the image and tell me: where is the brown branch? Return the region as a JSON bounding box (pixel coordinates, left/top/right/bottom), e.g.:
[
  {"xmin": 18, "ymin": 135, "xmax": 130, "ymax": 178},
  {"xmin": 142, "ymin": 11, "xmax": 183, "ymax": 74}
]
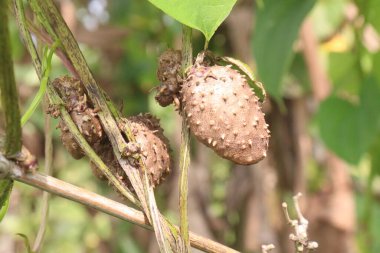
[
  {"xmin": 0, "ymin": 154, "xmax": 239, "ymax": 253},
  {"xmin": 300, "ymin": 19, "xmax": 331, "ymax": 102}
]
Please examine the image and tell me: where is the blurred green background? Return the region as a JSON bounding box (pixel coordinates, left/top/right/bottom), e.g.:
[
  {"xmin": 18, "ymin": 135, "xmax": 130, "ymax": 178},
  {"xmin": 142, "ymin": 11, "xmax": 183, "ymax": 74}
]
[{"xmin": 1, "ymin": 0, "xmax": 380, "ymax": 252}]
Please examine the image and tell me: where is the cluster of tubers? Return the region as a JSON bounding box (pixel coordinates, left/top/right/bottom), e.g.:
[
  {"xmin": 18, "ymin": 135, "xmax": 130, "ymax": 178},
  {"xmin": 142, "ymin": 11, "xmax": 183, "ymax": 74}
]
[
  {"xmin": 156, "ymin": 49, "xmax": 270, "ymax": 165},
  {"xmin": 53, "ymin": 49, "xmax": 270, "ymax": 190},
  {"xmin": 51, "ymin": 76, "xmax": 171, "ymax": 188}
]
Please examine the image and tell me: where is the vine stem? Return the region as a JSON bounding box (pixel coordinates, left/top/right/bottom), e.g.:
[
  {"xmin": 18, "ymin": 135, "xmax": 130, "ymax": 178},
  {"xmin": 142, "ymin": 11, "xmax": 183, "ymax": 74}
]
[
  {"xmin": 0, "ymin": 0, "xmax": 21, "ymax": 225},
  {"xmin": 13, "ymin": 0, "xmax": 140, "ymax": 207},
  {"xmin": 179, "ymin": 25, "xmax": 192, "ymax": 252},
  {"xmin": 16, "ymin": 1, "xmax": 180, "ymax": 251},
  {"xmin": 0, "ymin": 156, "xmax": 239, "ymax": 253},
  {"xmin": 0, "ymin": 2, "xmax": 22, "ymax": 156}
]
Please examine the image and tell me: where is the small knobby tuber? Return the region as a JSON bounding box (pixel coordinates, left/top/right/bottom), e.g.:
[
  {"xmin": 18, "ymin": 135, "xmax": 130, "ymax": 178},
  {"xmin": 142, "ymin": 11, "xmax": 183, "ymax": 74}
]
[
  {"xmin": 155, "ymin": 49, "xmax": 182, "ymax": 107},
  {"xmin": 50, "ymin": 76, "xmax": 171, "ymax": 188},
  {"xmin": 125, "ymin": 114, "xmax": 171, "ymax": 186},
  {"xmin": 53, "ymin": 76, "xmax": 103, "ymax": 159}
]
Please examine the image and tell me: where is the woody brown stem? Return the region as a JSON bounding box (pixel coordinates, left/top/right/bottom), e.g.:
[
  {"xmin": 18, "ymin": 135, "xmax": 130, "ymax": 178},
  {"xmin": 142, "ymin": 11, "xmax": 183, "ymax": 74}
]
[{"xmin": 0, "ymin": 154, "xmax": 239, "ymax": 253}]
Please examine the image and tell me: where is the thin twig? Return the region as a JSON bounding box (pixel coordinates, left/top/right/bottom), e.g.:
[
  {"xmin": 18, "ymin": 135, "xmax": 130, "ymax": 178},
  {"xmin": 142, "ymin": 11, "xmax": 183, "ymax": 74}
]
[
  {"xmin": 32, "ymin": 98, "xmax": 52, "ymax": 252},
  {"xmin": 179, "ymin": 25, "xmax": 193, "ymax": 252},
  {"xmin": 0, "ymin": 157, "xmax": 239, "ymax": 253}
]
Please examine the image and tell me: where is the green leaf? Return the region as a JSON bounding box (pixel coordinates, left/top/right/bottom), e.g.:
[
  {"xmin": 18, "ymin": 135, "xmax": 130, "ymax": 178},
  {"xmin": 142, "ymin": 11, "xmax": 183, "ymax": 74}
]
[
  {"xmin": 373, "ymin": 52, "xmax": 380, "ymax": 82},
  {"xmin": 252, "ymin": 0, "xmax": 316, "ymax": 99},
  {"xmin": 148, "ymin": 0, "xmax": 237, "ymax": 41},
  {"xmin": 21, "ymin": 40, "xmax": 60, "ymax": 126},
  {"xmin": 369, "ymin": 136, "xmax": 380, "ymax": 176},
  {"xmin": 328, "ymin": 52, "xmax": 361, "ymax": 95},
  {"xmin": 317, "ymin": 96, "xmax": 360, "ymax": 163},
  {"xmin": 0, "ymin": 179, "xmax": 13, "ymax": 222},
  {"xmin": 316, "ymin": 77, "xmax": 380, "ymax": 164},
  {"xmin": 368, "ymin": 0, "xmax": 380, "ymax": 33},
  {"xmin": 311, "ymin": 0, "xmax": 346, "ymax": 39},
  {"xmin": 356, "ymin": 0, "xmax": 380, "ymax": 33}
]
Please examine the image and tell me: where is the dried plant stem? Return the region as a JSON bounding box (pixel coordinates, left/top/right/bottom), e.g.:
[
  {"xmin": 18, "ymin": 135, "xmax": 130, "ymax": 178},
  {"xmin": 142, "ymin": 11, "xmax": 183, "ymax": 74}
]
[
  {"xmin": 11, "ymin": 1, "xmax": 236, "ymax": 252},
  {"xmin": 13, "ymin": 0, "xmax": 140, "ymax": 207},
  {"xmin": 0, "ymin": 157, "xmax": 239, "ymax": 253},
  {"xmin": 179, "ymin": 25, "xmax": 193, "ymax": 252},
  {"xmin": 17, "ymin": 1, "xmax": 180, "ymax": 251}
]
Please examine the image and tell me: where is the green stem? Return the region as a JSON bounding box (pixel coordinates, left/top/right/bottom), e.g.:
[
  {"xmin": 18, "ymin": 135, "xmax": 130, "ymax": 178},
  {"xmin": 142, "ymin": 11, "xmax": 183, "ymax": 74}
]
[
  {"xmin": 182, "ymin": 26, "xmax": 193, "ymax": 71},
  {"xmin": 21, "ymin": 41, "xmax": 60, "ymax": 126},
  {"xmin": 179, "ymin": 25, "xmax": 192, "ymax": 252},
  {"xmin": 358, "ymin": 162, "xmax": 375, "ymax": 253},
  {"xmin": 0, "ymin": 3, "xmax": 22, "ymax": 156}
]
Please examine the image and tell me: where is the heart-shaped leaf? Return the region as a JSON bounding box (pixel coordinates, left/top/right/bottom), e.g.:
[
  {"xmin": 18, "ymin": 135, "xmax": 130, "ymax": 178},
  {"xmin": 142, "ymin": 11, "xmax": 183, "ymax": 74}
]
[
  {"xmin": 316, "ymin": 77, "xmax": 380, "ymax": 164},
  {"xmin": 148, "ymin": 0, "xmax": 237, "ymax": 41},
  {"xmin": 317, "ymin": 96, "xmax": 362, "ymax": 164}
]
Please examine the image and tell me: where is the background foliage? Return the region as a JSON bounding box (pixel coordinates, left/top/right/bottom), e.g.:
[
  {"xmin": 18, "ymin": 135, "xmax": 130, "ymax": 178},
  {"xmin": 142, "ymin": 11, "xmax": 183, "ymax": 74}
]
[{"xmin": 1, "ymin": 0, "xmax": 380, "ymax": 253}]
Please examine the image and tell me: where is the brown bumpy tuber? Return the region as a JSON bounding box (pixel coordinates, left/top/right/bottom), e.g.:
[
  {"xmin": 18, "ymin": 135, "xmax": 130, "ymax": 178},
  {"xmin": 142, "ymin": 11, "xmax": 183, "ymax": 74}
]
[
  {"xmin": 53, "ymin": 76, "xmax": 103, "ymax": 159},
  {"xmin": 125, "ymin": 114, "xmax": 171, "ymax": 186},
  {"xmin": 155, "ymin": 49, "xmax": 182, "ymax": 107},
  {"xmin": 181, "ymin": 60, "xmax": 270, "ymax": 165},
  {"xmin": 51, "ymin": 76, "xmax": 171, "ymax": 188}
]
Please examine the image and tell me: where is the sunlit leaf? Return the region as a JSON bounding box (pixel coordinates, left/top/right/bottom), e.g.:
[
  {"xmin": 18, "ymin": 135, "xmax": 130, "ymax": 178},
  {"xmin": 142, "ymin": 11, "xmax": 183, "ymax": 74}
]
[
  {"xmin": 252, "ymin": 0, "xmax": 316, "ymax": 99},
  {"xmin": 311, "ymin": 0, "xmax": 346, "ymax": 39},
  {"xmin": 148, "ymin": 0, "xmax": 237, "ymax": 41}
]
